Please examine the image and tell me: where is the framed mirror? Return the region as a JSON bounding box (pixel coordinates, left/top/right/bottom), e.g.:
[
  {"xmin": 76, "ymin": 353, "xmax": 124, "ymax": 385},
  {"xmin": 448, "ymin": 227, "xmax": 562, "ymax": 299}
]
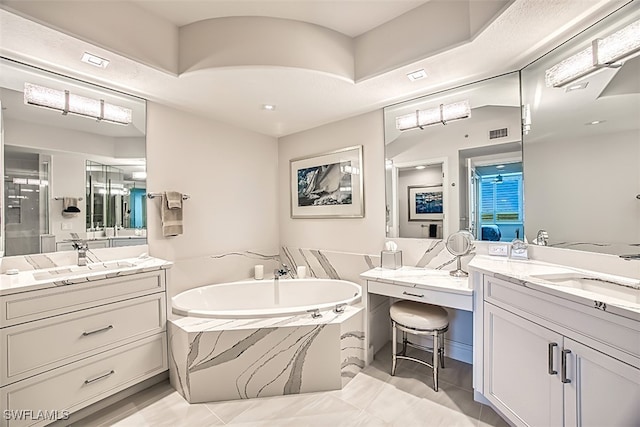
[
  {"xmin": 521, "ymin": 2, "xmax": 640, "ymax": 255},
  {"xmin": 384, "ymin": 72, "xmax": 522, "ymax": 242},
  {"xmin": 0, "ymin": 57, "xmax": 147, "ymax": 256}
]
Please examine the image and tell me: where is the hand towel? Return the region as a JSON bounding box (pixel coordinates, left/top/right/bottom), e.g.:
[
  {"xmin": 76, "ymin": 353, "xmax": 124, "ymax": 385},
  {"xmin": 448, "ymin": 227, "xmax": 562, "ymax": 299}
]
[
  {"xmin": 62, "ymin": 197, "xmax": 81, "ymax": 213},
  {"xmin": 162, "ymin": 192, "xmax": 183, "ymax": 237}
]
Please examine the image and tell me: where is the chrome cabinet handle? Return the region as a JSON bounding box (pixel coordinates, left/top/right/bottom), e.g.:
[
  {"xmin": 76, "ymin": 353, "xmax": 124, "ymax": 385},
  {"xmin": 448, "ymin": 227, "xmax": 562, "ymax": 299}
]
[
  {"xmin": 548, "ymin": 343, "xmax": 558, "ymax": 375},
  {"xmin": 82, "ymin": 325, "xmax": 114, "ymax": 336},
  {"xmin": 402, "ymin": 291, "xmax": 424, "ymax": 298},
  {"xmin": 561, "ymin": 349, "xmax": 572, "ymax": 383},
  {"xmin": 84, "ymin": 370, "xmax": 115, "ymax": 385}
]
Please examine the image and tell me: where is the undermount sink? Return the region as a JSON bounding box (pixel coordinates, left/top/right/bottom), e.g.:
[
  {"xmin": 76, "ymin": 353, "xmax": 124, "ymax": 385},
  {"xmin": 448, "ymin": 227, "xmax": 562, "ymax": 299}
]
[
  {"xmin": 530, "ymin": 272, "xmax": 640, "ymax": 304},
  {"xmin": 32, "ymin": 260, "xmax": 136, "ymax": 281}
]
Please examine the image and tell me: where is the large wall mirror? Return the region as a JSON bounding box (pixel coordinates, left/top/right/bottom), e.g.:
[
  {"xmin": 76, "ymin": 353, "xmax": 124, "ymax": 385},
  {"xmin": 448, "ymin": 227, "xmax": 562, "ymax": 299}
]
[
  {"xmin": 0, "ymin": 57, "xmax": 147, "ymax": 256},
  {"xmin": 384, "ymin": 72, "xmax": 522, "ymax": 242},
  {"xmin": 521, "ymin": 2, "xmax": 639, "ymax": 255}
]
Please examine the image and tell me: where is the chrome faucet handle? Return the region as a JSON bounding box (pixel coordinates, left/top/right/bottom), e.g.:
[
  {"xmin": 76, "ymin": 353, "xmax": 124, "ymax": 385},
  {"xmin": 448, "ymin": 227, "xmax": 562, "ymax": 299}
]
[{"xmin": 536, "ymin": 229, "xmax": 549, "ymax": 246}]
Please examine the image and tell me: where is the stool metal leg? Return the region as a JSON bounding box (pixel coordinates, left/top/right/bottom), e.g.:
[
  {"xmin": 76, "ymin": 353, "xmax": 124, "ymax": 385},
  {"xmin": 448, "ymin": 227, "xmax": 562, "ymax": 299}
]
[
  {"xmin": 439, "ymin": 331, "xmax": 446, "ymax": 369},
  {"xmin": 391, "ymin": 321, "xmax": 397, "ymax": 376},
  {"xmin": 401, "ymin": 330, "xmax": 408, "ymax": 356},
  {"xmin": 432, "ymin": 331, "xmax": 439, "ymax": 391}
]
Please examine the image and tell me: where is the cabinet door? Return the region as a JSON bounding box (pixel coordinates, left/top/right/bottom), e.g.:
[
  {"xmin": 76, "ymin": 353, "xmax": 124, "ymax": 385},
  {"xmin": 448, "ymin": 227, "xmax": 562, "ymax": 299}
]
[
  {"xmin": 563, "ymin": 338, "xmax": 640, "ymax": 427},
  {"xmin": 484, "ymin": 303, "xmax": 564, "ymax": 427}
]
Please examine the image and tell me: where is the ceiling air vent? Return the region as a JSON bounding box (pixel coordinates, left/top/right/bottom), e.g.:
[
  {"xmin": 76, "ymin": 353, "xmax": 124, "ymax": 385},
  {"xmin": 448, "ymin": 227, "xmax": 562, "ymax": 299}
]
[{"xmin": 489, "ymin": 128, "xmax": 508, "ymax": 139}]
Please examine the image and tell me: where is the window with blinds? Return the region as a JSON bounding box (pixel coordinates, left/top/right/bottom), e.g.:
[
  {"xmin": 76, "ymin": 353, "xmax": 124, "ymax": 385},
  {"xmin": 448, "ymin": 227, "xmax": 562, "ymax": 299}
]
[{"xmin": 479, "ymin": 173, "xmax": 523, "ymax": 222}]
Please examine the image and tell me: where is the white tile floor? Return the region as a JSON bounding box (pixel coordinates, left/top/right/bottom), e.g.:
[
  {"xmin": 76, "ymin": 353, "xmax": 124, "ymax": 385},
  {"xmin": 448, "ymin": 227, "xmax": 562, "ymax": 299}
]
[{"xmin": 74, "ymin": 343, "xmax": 509, "ymax": 427}]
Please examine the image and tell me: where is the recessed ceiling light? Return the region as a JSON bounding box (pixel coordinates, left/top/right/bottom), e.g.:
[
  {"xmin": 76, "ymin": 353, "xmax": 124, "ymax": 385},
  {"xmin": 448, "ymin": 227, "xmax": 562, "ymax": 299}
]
[
  {"xmin": 81, "ymin": 52, "xmax": 109, "ymax": 68},
  {"xmin": 415, "ymin": 165, "xmax": 426, "ymax": 170},
  {"xmin": 496, "ymin": 165, "xmax": 505, "ymax": 169},
  {"xmin": 586, "ymin": 120, "xmax": 606, "ymax": 125},
  {"xmin": 262, "ymin": 104, "xmax": 276, "ymax": 111},
  {"xmin": 407, "ymin": 69, "xmax": 427, "ymax": 81},
  {"xmin": 565, "ymin": 82, "xmax": 589, "ymax": 92}
]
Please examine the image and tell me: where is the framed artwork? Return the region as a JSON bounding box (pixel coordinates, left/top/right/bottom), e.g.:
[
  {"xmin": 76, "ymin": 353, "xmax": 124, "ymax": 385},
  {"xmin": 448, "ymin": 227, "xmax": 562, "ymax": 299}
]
[
  {"xmin": 290, "ymin": 145, "xmax": 364, "ymax": 218},
  {"xmin": 408, "ymin": 185, "xmax": 444, "ymax": 221}
]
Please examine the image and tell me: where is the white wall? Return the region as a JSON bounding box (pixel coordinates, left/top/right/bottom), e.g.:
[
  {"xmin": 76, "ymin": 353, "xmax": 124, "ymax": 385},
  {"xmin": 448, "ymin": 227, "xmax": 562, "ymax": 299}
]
[
  {"xmin": 278, "ymin": 110, "xmax": 386, "ymax": 254},
  {"xmin": 146, "ymin": 103, "xmax": 280, "ymax": 300}
]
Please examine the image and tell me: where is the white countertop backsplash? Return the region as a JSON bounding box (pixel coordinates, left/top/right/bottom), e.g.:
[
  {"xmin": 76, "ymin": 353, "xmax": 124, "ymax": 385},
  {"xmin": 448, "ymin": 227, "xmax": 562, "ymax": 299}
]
[
  {"xmin": 469, "ymin": 255, "xmax": 640, "ymax": 320},
  {"xmin": 0, "ymin": 246, "xmax": 172, "ymax": 296}
]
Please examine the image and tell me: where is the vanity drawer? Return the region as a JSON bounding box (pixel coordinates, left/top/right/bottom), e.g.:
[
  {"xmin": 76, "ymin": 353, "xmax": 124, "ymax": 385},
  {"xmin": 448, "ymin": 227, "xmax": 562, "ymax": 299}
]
[
  {"xmin": 1, "ymin": 293, "xmax": 166, "ymax": 385},
  {"xmin": 0, "ymin": 270, "xmax": 165, "ymax": 327},
  {"xmin": 484, "ymin": 276, "xmax": 640, "ymax": 361},
  {"xmin": 367, "ymin": 280, "xmax": 472, "ymax": 311},
  {"xmin": 0, "ymin": 333, "xmax": 167, "ymax": 427}
]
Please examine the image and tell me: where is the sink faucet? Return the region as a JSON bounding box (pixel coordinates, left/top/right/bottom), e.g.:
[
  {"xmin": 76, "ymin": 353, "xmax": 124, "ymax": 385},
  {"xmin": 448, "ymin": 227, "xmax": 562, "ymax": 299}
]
[
  {"xmin": 535, "ymin": 229, "xmax": 549, "ymax": 246},
  {"xmin": 70, "ymin": 233, "xmax": 88, "ymax": 266}
]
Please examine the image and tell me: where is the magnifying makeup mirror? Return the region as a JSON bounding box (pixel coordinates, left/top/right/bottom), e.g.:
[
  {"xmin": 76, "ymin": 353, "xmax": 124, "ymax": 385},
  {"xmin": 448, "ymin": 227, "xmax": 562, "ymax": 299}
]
[{"xmin": 445, "ymin": 230, "xmax": 474, "ymax": 277}]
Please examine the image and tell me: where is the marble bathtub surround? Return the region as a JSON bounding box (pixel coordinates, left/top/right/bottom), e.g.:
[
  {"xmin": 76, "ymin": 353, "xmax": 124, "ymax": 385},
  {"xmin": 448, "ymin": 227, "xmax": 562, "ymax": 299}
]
[{"xmin": 169, "ymin": 305, "xmax": 365, "ymax": 403}]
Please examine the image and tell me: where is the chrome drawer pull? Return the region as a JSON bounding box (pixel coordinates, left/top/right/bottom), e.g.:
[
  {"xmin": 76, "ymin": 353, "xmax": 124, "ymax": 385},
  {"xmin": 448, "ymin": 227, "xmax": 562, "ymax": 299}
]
[
  {"xmin": 82, "ymin": 325, "xmax": 114, "ymax": 336},
  {"xmin": 402, "ymin": 291, "xmax": 424, "ymax": 298},
  {"xmin": 561, "ymin": 349, "xmax": 572, "ymax": 383},
  {"xmin": 84, "ymin": 370, "xmax": 115, "ymax": 385},
  {"xmin": 548, "ymin": 342, "xmax": 558, "ymax": 375}
]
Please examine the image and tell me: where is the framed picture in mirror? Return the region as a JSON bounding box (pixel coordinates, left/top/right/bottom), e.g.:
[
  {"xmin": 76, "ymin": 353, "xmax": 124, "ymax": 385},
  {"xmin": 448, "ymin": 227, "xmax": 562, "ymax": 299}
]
[
  {"xmin": 408, "ymin": 185, "xmax": 443, "ymax": 221},
  {"xmin": 290, "ymin": 145, "xmax": 364, "ymax": 218}
]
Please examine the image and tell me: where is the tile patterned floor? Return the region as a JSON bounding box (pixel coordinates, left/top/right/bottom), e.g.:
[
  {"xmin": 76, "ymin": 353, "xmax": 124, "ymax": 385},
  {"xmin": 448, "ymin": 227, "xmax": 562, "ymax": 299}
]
[{"xmin": 74, "ymin": 344, "xmax": 510, "ymax": 427}]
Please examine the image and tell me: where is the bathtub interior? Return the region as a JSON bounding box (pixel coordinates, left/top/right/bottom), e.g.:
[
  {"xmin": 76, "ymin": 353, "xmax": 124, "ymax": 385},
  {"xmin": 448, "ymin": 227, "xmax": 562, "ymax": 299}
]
[{"xmin": 172, "ymin": 279, "xmax": 362, "ymax": 318}]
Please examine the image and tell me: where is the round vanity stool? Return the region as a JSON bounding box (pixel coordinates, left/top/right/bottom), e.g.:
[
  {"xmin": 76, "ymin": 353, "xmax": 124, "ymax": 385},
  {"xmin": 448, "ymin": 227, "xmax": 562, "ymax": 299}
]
[{"xmin": 390, "ymin": 300, "xmax": 449, "ymax": 391}]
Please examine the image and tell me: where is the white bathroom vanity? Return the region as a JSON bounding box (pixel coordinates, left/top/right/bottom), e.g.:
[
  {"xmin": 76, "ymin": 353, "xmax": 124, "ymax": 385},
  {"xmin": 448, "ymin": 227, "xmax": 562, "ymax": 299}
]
[{"xmin": 0, "ymin": 256, "xmax": 172, "ymax": 427}]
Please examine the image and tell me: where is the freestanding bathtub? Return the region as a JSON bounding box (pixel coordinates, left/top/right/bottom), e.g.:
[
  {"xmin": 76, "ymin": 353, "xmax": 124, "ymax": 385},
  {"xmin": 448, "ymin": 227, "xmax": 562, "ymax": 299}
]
[
  {"xmin": 172, "ymin": 278, "xmax": 362, "ymax": 318},
  {"xmin": 168, "ymin": 278, "xmax": 365, "ymax": 403}
]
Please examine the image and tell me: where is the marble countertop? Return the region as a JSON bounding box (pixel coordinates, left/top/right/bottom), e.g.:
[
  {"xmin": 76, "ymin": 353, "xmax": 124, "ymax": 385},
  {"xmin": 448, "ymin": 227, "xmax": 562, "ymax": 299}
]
[
  {"xmin": 469, "ymin": 255, "xmax": 640, "ymax": 321},
  {"xmin": 360, "ymin": 266, "xmax": 472, "ymax": 295},
  {"xmin": 0, "ymin": 256, "xmax": 173, "ymax": 296}
]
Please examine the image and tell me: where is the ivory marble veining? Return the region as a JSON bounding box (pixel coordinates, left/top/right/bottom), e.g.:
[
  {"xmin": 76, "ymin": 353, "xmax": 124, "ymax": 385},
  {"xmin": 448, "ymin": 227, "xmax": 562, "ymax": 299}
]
[{"xmin": 169, "ymin": 307, "xmax": 364, "ymax": 403}]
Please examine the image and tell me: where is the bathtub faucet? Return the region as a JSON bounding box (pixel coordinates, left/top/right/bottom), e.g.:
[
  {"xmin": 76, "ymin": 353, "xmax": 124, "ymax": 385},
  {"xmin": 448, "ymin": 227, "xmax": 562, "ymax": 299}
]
[{"xmin": 274, "ymin": 264, "xmax": 292, "ymax": 280}]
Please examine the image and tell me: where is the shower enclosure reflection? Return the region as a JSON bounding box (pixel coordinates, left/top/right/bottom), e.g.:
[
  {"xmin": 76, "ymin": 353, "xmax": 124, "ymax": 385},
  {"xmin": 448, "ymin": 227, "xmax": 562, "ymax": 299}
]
[
  {"xmin": 86, "ymin": 161, "xmax": 147, "ymax": 234},
  {"xmin": 0, "ymin": 57, "xmax": 147, "ymax": 256}
]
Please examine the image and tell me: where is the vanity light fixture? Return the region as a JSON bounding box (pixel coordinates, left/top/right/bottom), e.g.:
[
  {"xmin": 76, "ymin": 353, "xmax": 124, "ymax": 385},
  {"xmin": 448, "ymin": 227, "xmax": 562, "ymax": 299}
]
[
  {"xmin": 395, "ymin": 100, "xmax": 471, "ymax": 131},
  {"xmin": 545, "ymin": 18, "xmax": 640, "ymax": 88},
  {"xmin": 407, "ymin": 69, "xmax": 427, "ymax": 81},
  {"xmin": 24, "ymin": 83, "xmax": 132, "ymax": 125},
  {"xmin": 262, "ymin": 104, "xmax": 276, "ymax": 111},
  {"xmin": 81, "ymin": 52, "xmax": 110, "ymax": 68},
  {"xmin": 415, "ymin": 165, "xmax": 426, "ymax": 170}
]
